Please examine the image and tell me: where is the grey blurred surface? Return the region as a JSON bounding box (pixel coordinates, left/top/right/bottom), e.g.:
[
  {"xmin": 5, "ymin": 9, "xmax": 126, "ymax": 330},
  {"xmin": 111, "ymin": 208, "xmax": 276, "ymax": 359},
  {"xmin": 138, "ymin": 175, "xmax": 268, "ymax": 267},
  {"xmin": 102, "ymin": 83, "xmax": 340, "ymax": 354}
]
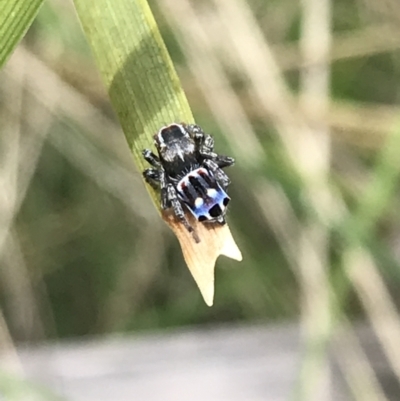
[
  {"xmin": 6, "ymin": 323, "xmax": 400, "ymax": 401},
  {"xmin": 1, "ymin": 324, "xmax": 351, "ymax": 401}
]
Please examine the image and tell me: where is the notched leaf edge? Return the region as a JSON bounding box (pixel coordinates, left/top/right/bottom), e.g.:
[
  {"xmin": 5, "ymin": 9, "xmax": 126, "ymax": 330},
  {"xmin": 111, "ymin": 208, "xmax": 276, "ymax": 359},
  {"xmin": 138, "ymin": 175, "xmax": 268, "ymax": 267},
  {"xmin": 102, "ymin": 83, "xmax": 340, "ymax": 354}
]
[{"xmin": 162, "ymin": 211, "xmax": 242, "ymax": 306}]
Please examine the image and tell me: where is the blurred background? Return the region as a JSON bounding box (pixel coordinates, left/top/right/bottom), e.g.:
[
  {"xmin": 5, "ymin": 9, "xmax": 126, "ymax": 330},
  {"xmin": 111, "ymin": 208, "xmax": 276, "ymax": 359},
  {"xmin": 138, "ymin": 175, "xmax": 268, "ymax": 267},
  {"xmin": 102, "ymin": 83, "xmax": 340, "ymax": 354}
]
[{"xmin": 1, "ymin": 0, "xmax": 400, "ymax": 399}]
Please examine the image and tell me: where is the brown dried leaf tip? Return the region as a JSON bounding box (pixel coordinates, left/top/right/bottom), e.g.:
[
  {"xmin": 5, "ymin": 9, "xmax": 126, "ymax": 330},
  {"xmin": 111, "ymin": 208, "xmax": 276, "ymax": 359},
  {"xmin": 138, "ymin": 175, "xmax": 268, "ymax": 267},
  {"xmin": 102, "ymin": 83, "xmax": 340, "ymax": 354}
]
[{"xmin": 162, "ymin": 211, "xmax": 243, "ymax": 306}]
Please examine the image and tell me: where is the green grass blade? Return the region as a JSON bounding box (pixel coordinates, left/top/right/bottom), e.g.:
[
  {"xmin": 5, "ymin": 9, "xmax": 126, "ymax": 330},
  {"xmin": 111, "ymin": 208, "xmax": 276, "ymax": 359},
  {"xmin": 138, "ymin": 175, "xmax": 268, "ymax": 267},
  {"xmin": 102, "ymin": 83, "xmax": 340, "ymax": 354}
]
[
  {"xmin": 72, "ymin": 0, "xmax": 194, "ymax": 185},
  {"xmin": 341, "ymin": 123, "xmax": 400, "ymax": 246},
  {"xmin": 0, "ymin": 0, "xmax": 44, "ymax": 69}
]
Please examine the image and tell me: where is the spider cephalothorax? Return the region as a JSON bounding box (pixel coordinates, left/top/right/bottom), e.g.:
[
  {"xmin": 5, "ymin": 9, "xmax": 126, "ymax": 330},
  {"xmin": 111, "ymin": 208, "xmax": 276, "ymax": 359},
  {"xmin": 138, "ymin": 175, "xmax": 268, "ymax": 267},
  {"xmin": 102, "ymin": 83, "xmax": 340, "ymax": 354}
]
[{"xmin": 142, "ymin": 123, "xmax": 234, "ymax": 240}]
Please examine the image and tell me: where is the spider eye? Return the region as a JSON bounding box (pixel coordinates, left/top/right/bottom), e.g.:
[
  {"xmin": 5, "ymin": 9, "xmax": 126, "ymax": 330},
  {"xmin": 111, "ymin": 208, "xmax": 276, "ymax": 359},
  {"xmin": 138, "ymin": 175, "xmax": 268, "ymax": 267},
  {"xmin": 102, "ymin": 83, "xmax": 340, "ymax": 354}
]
[
  {"xmin": 223, "ymin": 197, "xmax": 230, "ymax": 206},
  {"xmin": 198, "ymin": 215, "xmax": 207, "ymax": 222}
]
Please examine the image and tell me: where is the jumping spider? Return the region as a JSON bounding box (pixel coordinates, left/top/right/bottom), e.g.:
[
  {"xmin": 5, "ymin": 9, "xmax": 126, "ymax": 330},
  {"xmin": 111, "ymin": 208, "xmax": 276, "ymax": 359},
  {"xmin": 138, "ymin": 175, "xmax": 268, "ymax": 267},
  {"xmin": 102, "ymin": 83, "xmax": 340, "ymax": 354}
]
[{"xmin": 142, "ymin": 123, "xmax": 234, "ymax": 241}]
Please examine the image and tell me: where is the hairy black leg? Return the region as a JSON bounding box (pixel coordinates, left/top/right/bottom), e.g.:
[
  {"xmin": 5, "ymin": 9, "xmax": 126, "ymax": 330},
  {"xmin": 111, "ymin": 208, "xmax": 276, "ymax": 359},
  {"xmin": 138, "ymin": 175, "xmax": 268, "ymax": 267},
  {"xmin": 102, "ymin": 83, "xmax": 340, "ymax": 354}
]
[
  {"xmin": 200, "ymin": 135, "xmax": 215, "ymax": 156},
  {"xmin": 156, "ymin": 170, "xmax": 170, "ymax": 210},
  {"xmin": 201, "ymin": 138, "xmax": 234, "ymax": 168},
  {"xmin": 143, "ymin": 168, "xmax": 161, "ymax": 189},
  {"xmin": 203, "ymin": 151, "xmax": 234, "ymax": 168},
  {"xmin": 166, "ymin": 183, "xmax": 199, "ymax": 237},
  {"xmin": 161, "ymin": 183, "xmax": 199, "ymax": 242},
  {"xmin": 187, "ymin": 124, "xmax": 214, "ymax": 155},
  {"xmin": 186, "ymin": 124, "xmax": 235, "ymax": 168},
  {"xmin": 144, "ymin": 168, "xmax": 171, "ymax": 211},
  {"xmin": 216, "ymin": 215, "xmax": 226, "ymax": 225},
  {"xmin": 204, "ymin": 159, "xmax": 231, "ymax": 188},
  {"xmin": 211, "ymin": 154, "xmax": 235, "ymax": 168},
  {"xmin": 142, "ymin": 149, "xmax": 161, "ymax": 167},
  {"xmin": 186, "ymin": 124, "xmax": 206, "ymax": 147}
]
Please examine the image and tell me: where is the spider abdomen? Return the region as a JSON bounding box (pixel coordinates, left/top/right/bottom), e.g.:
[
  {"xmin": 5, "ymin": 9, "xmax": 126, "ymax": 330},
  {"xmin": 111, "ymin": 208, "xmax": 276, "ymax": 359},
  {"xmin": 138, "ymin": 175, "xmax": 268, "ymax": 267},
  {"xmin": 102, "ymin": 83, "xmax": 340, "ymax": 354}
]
[{"xmin": 177, "ymin": 168, "xmax": 230, "ymax": 223}]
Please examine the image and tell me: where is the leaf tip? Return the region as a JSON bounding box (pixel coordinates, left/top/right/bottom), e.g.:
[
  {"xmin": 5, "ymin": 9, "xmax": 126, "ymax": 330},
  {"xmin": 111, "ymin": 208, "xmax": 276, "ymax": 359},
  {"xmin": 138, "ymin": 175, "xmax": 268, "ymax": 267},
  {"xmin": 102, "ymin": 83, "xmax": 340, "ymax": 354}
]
[{"xmin": 162, "ymin": 211, "xmax": 242, "ymax": 306}]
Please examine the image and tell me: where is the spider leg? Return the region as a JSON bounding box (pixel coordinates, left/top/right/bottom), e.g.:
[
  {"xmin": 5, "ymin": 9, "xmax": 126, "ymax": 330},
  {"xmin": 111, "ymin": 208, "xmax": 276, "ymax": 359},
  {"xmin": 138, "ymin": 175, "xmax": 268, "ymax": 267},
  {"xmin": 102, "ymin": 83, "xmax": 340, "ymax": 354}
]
[
  {"xmin": 216, "ymin": 215, "xmax": 226, "ymax": 225},
  {"xmin": 201, "ymin": 137, "xmax": 234, "ymax": 168},
  {"xmin": 143, "ymin": 165, "xmax": 171, "ymax": 211},
  {"xmin": 142, "ymin": 149, "xmax": 161, "ymax": 168},
  {"xmin": 187, "ymin": 124, "xmax": 215, "ymax": 155},
  {"xmin": 211, "ymin": 154, "xmax": 235, "ymax": 169},
  {"xmin": 153, "ymin": 163, "xmax": 200, "ymax": 241},
  {"xmin": 204, "ymin": 159, "xmax": 231, "ymax": 189},
  {"xmin": 165, "ymin": 184, "xmax": 192, "ymax": 231},
  {"xmin": 186, "ymin": 125, "xmax": 235, "ymax": 168},
  {"xmin": 153, "ymin": 170, "xmax": 170, "ymax": 210},
  {"xmin": 143, "ymin": 168, "xmax": 162, "ymax": 189},
  {"xmin": 201, "ymin": 135, "xmax": 215, "ymax": 155},
  {"xmin": 165, "ymin": 183, "xmax": 199, "ymax": 242},
  {"xmin": 186, "ymin": 124, "xmax": 206, "ymax": 149}
]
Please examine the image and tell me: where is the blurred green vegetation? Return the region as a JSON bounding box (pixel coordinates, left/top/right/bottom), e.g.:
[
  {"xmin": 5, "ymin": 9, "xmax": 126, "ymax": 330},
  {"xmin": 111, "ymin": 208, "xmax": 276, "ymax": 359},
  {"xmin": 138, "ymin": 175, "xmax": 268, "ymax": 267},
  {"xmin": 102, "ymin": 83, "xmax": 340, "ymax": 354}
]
[{"xmin": 1, "ymin": 0, "xmax": 400, "ymax": 348}]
